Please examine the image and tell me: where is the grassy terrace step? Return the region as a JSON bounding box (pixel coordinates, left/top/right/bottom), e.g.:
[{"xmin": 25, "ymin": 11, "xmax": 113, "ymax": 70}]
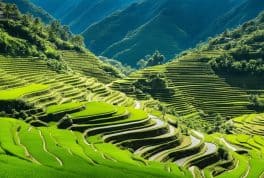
[
  {"xmin": 61, "ymin": 51, "xmax": 119, "ymax": 83},
  {"xmin": 111, "ymin": 52, "xmax": 255, "ymax": 121},
  {"xmin": 207, "ymin": 133, "xmax": 264, "ymax": 178},
  {"xmin": 233, "ymin": 113, "xmax": 264, "ymax": 135},
  {"xmin": 69, "ymin": 107, "xmax": 148, "ymax": 132},
  {"xmin": 102, "ymin": 118, "xmax": 169, "ymax": 144},
  {"xmin": 69, "ymin": 102, "xmax": 117, "ymax": 119},
  {"xmin": 0, "ymin": 84, "xmax": 49, "ymax": 101},
  {"xmin": 0, "ymin": 55, "xmax": 135, "ymax": 106},
  {"xmin": 117, "ymin": 125, "xmax": 180, "ymax": 152},
  {"xmin": 0, "ymin": 47, "xmax": 262, "ymax": 177}
]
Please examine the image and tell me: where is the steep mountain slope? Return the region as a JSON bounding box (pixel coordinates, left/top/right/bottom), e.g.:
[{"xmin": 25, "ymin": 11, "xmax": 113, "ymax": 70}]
[
  {"xmin": 30, "ymin": 0, "xmax": 82, "ymax": 19},
  {"xmin": 83, "ymin": 0, "xmax": 168, "ymax": 60},
  {"xmin": 2, "ymin": 0, "xmax": 53, "ymax": 23},
  {"xmin": 83, "ymin": 0, "xmax": 264, "ymax": 66},
  {"xmin": 30, "ymin": 0, "xmax": 138, "ymax": 33},
  {"xmin": 201, "ymin": 0, "xmax": 264, "ymax": 40},
  {"xmin": 0, "ymin": 2, "xmax": 123, "ymax": 83}
]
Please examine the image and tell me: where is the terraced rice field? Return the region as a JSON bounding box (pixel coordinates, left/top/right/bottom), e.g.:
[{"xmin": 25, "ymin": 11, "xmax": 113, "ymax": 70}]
[
  {"xmin": 61, "ymin": 51, "xmax": 120, "ymax": 83},
  {"xmin": 233, "ymin": 113, "xmax": 264, "ymax": 135},
  {"xmin": 111, "ymin": 52, "xmax": 255, "ymax": 120},
  {"xmin": 0, "ymin": 54, "xmax": 263, "ymax": 178}
]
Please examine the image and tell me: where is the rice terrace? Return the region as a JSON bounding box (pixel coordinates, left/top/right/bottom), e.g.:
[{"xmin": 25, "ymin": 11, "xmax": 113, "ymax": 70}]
[{"xmin": 0, "ymin": 0, "xmax": 264, "ymax": 177}]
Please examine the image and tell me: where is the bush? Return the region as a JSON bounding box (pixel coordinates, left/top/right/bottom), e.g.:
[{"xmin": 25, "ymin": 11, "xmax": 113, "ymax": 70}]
[
  {"xmin": 137, "ymin": 51, "xmax": 165, "ymax": 69},
  {"xmin": 99, "ymin": 56, "xmax": 135, "ymax": 76},
  {"xmin": 248, "ymin": 94, "xmax": 264, "ymax": 111},
  {"xmin": 0, "ymin": 3, "xmax": 85, "ymax": 59},
  {"xmin": 134, "ymin": 74, "xmax": 168, "ymax": 94}
]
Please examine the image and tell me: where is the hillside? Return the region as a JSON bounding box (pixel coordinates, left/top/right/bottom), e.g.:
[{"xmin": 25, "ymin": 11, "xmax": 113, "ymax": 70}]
[
  {"xmin": 0, "ymin": 53, "xmax": 263, "ymax": 178},
  {"xmin": 2, "ymin": 0, "xmax": 53, "ymax": 23},
  {"xmin": 111, "ymin": 11, "xmax": 264, "ymax": 131},
  {"xmin": 0, "ymin": 2, "xmax": 123, "ymax": 83},
  {"xmin": 30, "ymin": 0, "xmax": 138, "ymax": 33},
  {"xmin": 83, "ymin": 0, "xmax": 264, "ymax": 66}
]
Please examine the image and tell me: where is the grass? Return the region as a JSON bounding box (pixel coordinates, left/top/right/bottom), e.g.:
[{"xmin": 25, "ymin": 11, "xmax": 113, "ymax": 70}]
[
  {"xmin": 70, "ymin": 102, "xmax": 117, "ymax": 119},
  {"xmin": 46, "ymin": 102, "xmax": 85, "ymax": 114},
  {"xmin": 19, "ymin": 125, "xmax": 61, "ymax": 167},
  {"xmin": 0, "ymin": 84, "xmax": 49, "ymax": 100},
  {"xmin": 216, "ymin": 154, "xmax": 248, "ymax": 178},
  {"xmin": 0, "ymin": 42, "xmax": 263, "ymax": 178},
  {"xmin": 0, "ymin": 117, "xmax": 186, "ymax": 178},
  {"xmin": 0, "ymin": 118, "xmax": 27, "ymax": 160}
]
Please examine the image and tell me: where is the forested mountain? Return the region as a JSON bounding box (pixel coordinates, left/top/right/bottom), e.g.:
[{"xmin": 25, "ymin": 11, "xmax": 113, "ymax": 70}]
[
  {"xmin": 2, "ymin": 0, "xmax": 53, "ymax": 23},
  {"xmin": 83, "ymin": 0, "xmax": 264, "ymax": 66},
  {"xmin": 30, "ymin": 0, "xmax": 138, "ymax": 33}
]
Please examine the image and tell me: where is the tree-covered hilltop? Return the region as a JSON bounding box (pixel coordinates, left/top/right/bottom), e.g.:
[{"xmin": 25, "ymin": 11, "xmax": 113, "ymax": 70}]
[
  {"xmin": 0, "ymin": 2, "xmax": 85, "ymax": 59},
  {"xmin": 206, "ymin": 12, "xmax": 264, "ymax": 77},
  {"xmin": 2, "ymin": 0, "xmax": 53, "ymax": 23}
]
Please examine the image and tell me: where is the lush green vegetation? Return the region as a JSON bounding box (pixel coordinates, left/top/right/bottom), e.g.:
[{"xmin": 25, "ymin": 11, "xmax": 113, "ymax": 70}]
[
  {"xmin": 111, "ymin": 11, "xmax": 264, "ymax": 133},
  {"xmin": 0, "ymin": 2, "xmax": 85, "ymax": 59},
  {"xmin": 208, "ymin": 12, "xmax": 264, "ymax": 77},
  {"xmin": 3, "ymin": 0, "xmax": 53, "ymax": 23},
  {"xmin": 0, "ymin": 48, "xmax": 248, "ymax": 178},
  {"xmin": 70, "ymin": 102, "xmax": 117, "ymax": 119},
  {"xmin": 137, "ymin": 51, "xmax": 166, "ymax": 69},
  {"xmin": 99, "ymin": 56, "xmax": 136, "ymax": 76},
  {"xmin": 0, "ymin": 1, "xmax": 264, "ymax": 178},
  {"xmin": 0, "ymin": 117, "xmax": 187, "ymax": 178},
  {"xmin": 0, "ymin": 84, "xmax": 48, "ymax": 100},
  {"xmin": 46, "ymin": 102, "xmax": 85, "ymax": 114}
]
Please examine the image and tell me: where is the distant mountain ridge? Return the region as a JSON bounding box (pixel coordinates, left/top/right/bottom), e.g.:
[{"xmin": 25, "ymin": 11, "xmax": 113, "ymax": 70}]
[
  {"xmin": 30, "ymin": 0, "xmax": 138, "ymax": 33},
  {"xmin": 28, "ymin": 0, "xmax": 264, "ymax": 66},
  {"xmin": 83, "ymin": 0, "xmax": 261, "ymax": 66}
]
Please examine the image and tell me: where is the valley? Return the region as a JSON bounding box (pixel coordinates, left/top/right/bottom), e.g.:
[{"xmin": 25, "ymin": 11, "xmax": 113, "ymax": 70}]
[{"xmin": 0, "ymin": 1, "xmax": 264, "ymax": 178}]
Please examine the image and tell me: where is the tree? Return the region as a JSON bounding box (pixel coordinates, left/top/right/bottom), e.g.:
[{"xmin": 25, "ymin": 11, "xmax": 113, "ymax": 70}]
[
  {"xmin": 137, "ymin": 51, "xmax": 165, "ymax": 69},
  {"xmin": 146, "ymin": 51, "xmax": 165, "ymax": 67},
  {"xmin": 21, "ymin": 14, "xmax": 31, "ymax": 26},
  {"xmin": 50, "ymin": 20, "xmax": 60, "ymax": 32},
  {"xmin": 61, "ymin": 25, "xmax": 71, "ymax": 41},
  {"xmin": 137, "ymin": 58, "xmax": 148, "ymax": 69},
  {"xmin": 3, "ymin": 4, "xmax": 19, "ymax": 19},
  {"xmin": 70, "ymin": 35, "xmax": 84, "ymax": 47},
  {"xmin": 3, "ymin": 4, "xmax": 12, "ymax": 19}
]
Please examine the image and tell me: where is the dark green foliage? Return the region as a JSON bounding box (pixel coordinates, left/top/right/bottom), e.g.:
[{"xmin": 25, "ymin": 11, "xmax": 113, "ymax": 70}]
[
  {"xmin": 137, "ymin": 51, "xmax": 165, "ymax": 69},
  {"xmin": 99, "ymin": 63, "xmax": 124, "ymax": 79},
  {"xmin": 99, "ymin": 56, "xmax": 135, "ymax": 76},
  {"xmin": 208, "ymin": 12, "xmax": 264, "ymax": 77},
  {"xmin": 2, "ymin": 0, "xmax": 53, "ymax": 23},
  {"xmin": 70, "ymin": 35, "xmax": 84, "ymax": 47},
  {"xmin": 134, "ymin": 74, "xmax": 168, "ymax": 94},
  {"xmin": 47, "ymin": 59, "xmax": 69, "ymax": 72},
  {"xmin": 210, "ymin": 54, "xmax": 264, "ymax": 76},
  {"xmin": 248, "ymin": 94, "xmax": 264, "ymax": 111},
  {"xmin": 0, "ymin": 2, "xmax": 85, "ymax": 58}
]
